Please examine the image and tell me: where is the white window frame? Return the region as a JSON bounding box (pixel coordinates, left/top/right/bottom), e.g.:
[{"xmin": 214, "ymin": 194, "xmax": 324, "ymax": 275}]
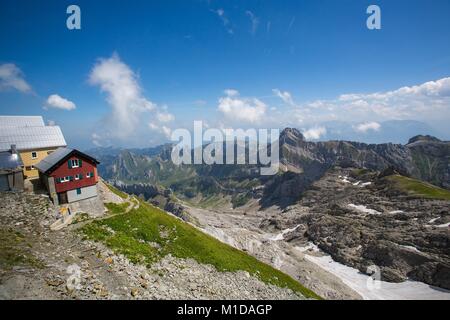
[
  {"xmin": 60, "ymin": 176, "xmax": 70, "ymax": 183},
  {"xmin": 31, "ymin": 151, "xmax": 38, "ymax": 159},
  {"xmin": 71, "ymin": 159, "xmax": 79, "ymax": 168},
  {"xmin": 75, "ymin": 174, "xmax": 80, "ymax": 181}
]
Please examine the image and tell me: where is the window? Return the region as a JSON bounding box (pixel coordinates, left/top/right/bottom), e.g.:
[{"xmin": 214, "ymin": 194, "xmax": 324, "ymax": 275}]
[
  {"xmin": 75, "ymin": 174, "xmax": 80, "ymax": 180},
  {"xmin": 86, "ymin": 172, "xmax": 94, "ymax": 178},
  {"xmin": 31, "ymin": 152, "xmax": 37, "ymax": 159},
  {"xmin": 57, "ymin": 176, "xmax": 72, "ymax": 183},
  {"xmin": 71, "ymin": 159, "xmax": 79, "ymax": 168},
  {"xmin": 76, "ymin": 188, "xmax": 81, "ymax": 195}
]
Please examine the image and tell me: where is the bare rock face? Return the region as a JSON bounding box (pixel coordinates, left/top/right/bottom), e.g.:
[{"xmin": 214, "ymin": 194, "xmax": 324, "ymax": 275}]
[
  {"xmin": 261, "ymin": 168, "xmax": 450, "ymax": 290},
  {"xmin": 406, "ymin": 136, "xmax": 450, "ymax": 189}
]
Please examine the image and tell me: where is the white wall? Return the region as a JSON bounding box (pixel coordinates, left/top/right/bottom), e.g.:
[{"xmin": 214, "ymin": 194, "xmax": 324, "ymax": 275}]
[{"xmin": 67, "ymin": 184, "xmax": 97, "ymax": 203}]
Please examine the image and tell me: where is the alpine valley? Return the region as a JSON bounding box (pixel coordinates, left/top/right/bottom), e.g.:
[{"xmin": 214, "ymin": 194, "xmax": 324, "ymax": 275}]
[{"xmin": 87, "ymin": 128, "xmax": 450, "ymax": 300}]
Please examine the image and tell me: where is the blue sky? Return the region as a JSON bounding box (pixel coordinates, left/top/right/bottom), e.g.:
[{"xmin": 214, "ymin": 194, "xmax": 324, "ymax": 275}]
[{"xmin": 1, "ymin": 0, "xmax": 450, "ymax": 149}]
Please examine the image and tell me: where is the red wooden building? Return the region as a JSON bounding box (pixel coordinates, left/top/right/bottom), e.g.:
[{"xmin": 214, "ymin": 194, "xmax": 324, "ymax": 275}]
[{"xmin": 35, "ymin": 147, "xmax": 100, "ymax": 205}]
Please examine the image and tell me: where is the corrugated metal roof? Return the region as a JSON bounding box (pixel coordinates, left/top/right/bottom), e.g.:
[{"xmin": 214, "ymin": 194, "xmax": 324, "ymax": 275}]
[
  {"xmin": 0, "ymin": 116, "xmax": 45, "ymax": 128},
  {"xmin": 0, "ymin": 151, "xmax": 23, "ymax": 170},
  {"xmin": 34, "ymin": 147, "xmax": 73, "ymax": 173},
  {"xmin": 0, "ymin": 126, "xmax": 67, "ymax": 151}
]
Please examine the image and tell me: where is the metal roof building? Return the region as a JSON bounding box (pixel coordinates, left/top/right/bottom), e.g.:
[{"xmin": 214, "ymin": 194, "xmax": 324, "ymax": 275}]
[
  {"xmin": 0, "ymin": 150, "xmax": 23, "ymax": 171},
  {"xmin": 0, "ymin": 148, "xmax": 24, "ymax": 191},
  {"xmin": 0, "ymin": 125, "xmax": 67, "ymax": 152},
  {"xmin": 35, "ymin": 147, "xmax": 99, "ymax": 174},
  {"xmin": 0, "ymin": 115, "xmax": 45, "ymax": 128},
  {"xmin": 34, "ymin": 147, "xmax": 73, "ymax": 173}
]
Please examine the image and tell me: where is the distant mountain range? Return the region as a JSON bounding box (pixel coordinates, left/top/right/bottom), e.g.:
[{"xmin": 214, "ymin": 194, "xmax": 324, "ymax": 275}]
[
  {"xmin": 313, "ymin": 120, "xmax": 444, "ymax": 144},
  {"xmin": 87, "ymin": 128, "xmax": 449, "ymax": 209}
]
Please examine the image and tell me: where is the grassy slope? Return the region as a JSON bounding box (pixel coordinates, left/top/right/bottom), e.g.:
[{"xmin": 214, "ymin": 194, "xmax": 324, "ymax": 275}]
[
  {"xmin": 105, "ymin": 183, "xmax": 129, "ymax": 200},
  {"xmin": 385, "ymin": 174, "xmax": 450, "ymax": 200},
  {"xmin": 81, "ymin": 201, "xmax": 321, "ymax": 299}
]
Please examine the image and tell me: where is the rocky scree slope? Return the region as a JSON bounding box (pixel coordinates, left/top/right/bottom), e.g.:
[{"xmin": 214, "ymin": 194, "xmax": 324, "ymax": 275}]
[
  {"xmin": 0, "ymin": 186, "xmax": 318, "ymax": 300},
  {"xmin": 260, "ymin": 168, "xmax": 450, "ymax": 290}
]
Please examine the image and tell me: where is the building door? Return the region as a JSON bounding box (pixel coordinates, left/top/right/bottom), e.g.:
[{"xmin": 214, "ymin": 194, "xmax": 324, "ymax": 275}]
[
  {"xmin": 58, "ymin": 192, "xmax": 68, "ymax": 204},
  {"xmin": 0, "ymin": 174, "xmax": 8, "ymax": 191}
]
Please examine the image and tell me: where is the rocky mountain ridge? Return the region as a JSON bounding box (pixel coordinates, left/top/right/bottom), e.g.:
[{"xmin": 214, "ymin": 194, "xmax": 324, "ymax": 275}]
[{"xmin": 88, "ymin": 129, "xmax": 449, "ymax": 212}]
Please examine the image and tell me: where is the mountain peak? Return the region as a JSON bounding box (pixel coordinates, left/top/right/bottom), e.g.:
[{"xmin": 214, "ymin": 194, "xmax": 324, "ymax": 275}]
[
  {"xmin": 407, "ymin": 135, "xmax": 441, "ymax": 145},
  {"xmin": 280, "ymin": 128, "xmax": 305, "ymax": 145}
]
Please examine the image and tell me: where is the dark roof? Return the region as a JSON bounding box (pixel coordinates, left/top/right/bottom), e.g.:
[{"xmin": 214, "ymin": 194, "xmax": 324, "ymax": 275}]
[
  {"xmin": 35, "ymin": 147, "xmax": 99, "ymax": 174},
  {"xmin": 0, "ymin": 151, "xmax": 23, "ymax": 171}
]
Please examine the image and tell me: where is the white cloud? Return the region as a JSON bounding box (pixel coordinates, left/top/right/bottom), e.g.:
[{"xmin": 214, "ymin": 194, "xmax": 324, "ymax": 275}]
[
  {"xmin": 246, "ymin": 10, "xmax": 259, "ymax": 35},
  {"xmin": 148, "ymin": 122, "xmax": 158, "ymax": 130},
  {"xmin": 211, "ymin": 77, "xmax": 450, "ymax": 137},
  {"xmin": 89, "ymin": 53, "xmax": 157, "ymax": 139},
  {"xmin": 88, "ymin": 53, "xmax": 176, "ymax": 146},
  {"xmin": 148, "ymin": 122, "xmax": 172, "ymax": 139},
  {"xmin": 212, "ymin": 8, "xmax": 233, "ymax": 34},
  {"xmin": 45, "ymin": 94, "xmax": 76, "ymax": 110},
  {"xmin": 161, "ymin": 126, "xmax": 172, "ymax": 138},
  {"xmin": 156, "ymin": 111, "xmax": 174, "ymax": 123},
  {"xmin": 302, "ymin": 126, "xmax": 327, "ymax": 140},
  {"xmin": 224, "ymin": 89, "xmax": 239, "ymax": 97},
  {"xmin": 91, "ymin": 133, "xmax": 103, "ymax": 147},
  {"xmin": 273, "ymin": 89, "xmax": 295, "ymax": 106},
  {"xmin": 354, "ymin": 121, "xmax": 381, "ymax": 133},
  {"xmin": 290, "ymin": 77, "xmax": 450, "ymax": 133},
  {"xmin": 0, "ymin": 63, "xmax": 32, "ymax": 93},
  {"xmin": 218, "ymin": 89, "xmax": 267, "ymax": 124},
  {"xmin": 339, "ymin": 77, "xmax": 450, "ymax": 102}
]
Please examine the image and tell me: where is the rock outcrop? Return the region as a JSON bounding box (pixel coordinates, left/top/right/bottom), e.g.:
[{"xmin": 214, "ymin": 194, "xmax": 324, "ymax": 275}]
[{"xmin": 260, "ymin": 168, "xmax": 450, "ymax": 290}]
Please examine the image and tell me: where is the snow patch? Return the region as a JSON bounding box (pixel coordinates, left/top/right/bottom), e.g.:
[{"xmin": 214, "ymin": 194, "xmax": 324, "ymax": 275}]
[
  {"xmin": 399, "ymin": 245, "xmax": 422, "ymax": 254},
  {"xmin": 304, "ymin": 254, "xmax": 450, "ymax": 300},
  {"xmin": 348, "ymin": 204, "xmax": 382, "ymax": 215},
  {"xmin": 428, "ymin": 217, "xmax": 440, "ymax": 223},
  {"xmin": 269, "ymin": 225, "xmax": 301, "ymax": 241},
  {"xmin": 338, "ymin": 175, "xmax": 351, "ymax": 184},
  {"xmin": 436, "ymin": 222, "xmax": 450, "ymax": 228}
]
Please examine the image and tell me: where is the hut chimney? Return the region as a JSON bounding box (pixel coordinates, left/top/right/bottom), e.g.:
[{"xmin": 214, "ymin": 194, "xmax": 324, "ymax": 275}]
[{"xmin": 11, "ymin": 144, "xmax": 17, "ymax": 155}]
